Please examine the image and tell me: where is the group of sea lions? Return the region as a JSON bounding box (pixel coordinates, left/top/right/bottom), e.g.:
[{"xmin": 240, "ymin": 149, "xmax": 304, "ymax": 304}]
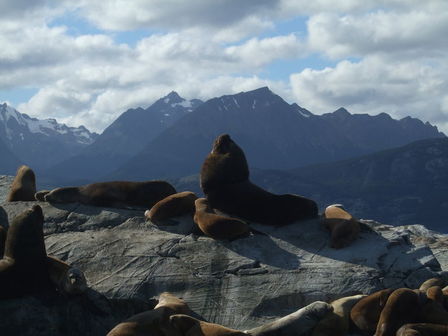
[{"xmin": 107, "ymin": 277, "xmax": 448, "ymax": 336}]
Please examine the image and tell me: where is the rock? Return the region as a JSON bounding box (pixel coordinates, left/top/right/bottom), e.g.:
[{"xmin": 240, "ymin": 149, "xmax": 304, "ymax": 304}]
[{"xmin": 0, "ymin": 198, "xmax": 447, "ymax": 335}]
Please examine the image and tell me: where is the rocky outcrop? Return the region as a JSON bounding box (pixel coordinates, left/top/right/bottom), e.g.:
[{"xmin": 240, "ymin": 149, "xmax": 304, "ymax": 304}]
[{"xmin": 0, "ymin": 194, "xmax": 447, "ymax": 335}]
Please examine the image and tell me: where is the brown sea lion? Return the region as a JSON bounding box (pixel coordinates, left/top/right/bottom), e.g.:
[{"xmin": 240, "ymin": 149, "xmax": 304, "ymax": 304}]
[
  {"xmin": 312, "ymin": 294, "xmax": 366, "ymax": 336},
  {"xmin": 193, "ymin": 198, "xmax": 250, "ymax": 240},
  {"xmin": 397, "ymin": 323, "xmax": 448, "ymax": 336},
  {"xmin": 44, "ymin": 180, "xmax": 176, "ymax": 209},
  {"xmin": 7, "ymin": 165, "xmax": 36, "ymax": 202},
  {"xmin": 146, "ymin": 192, "xmax": 198, "ymax": 223},
  {"xmin": 374, "ymin": 288, "xmax": 424, "ymax": 336},
  {"xmin": 350, "ymin": 288, "xmax": 394, "ymax": 335},
  {"xmin": 419, "ymin": 278, "xmax": 445, "ymax": 292},
  {"xmin": 35, "ymin": 190, "xmax": 51, "ymax": 202},
  {"xmin": 322, "ymin": 205, "xmax": 360, "ymax": 249},
  {"xmin": 169, "ymin": 314, "xmax": 246, "ymax": 336},
  {"xmin": 0, "ymin": 205, "xmax": 52, "ymax": 299},
  {"xmin": 107, "ymin": 292, "xmax": 192, "ymax": 336},
  {"xmin": 247, "ymin": 301, "xmax": 333, "ymax": 336},
  {"xmin": 418, "ymin": 286, "xmax": 448, "ymax": 325},
  {"xmin": 200, "ymin": 134, "xmax": 318, "ymax": 226},
  {"xmin": 47, "ymin": 255, "xmax": 87, "ymax": 295}
]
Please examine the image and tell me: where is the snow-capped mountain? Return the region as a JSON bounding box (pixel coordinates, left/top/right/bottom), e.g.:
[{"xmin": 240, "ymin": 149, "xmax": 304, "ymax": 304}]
[
  {"xmin": 0, "ymin": 103, "xmax": 98, "ymax": 171},
  {"xmin": 46, "ymin": 92, "xmax": 203, "ymax": 183},
  {"xmin": 110, "ymin": 87, "xmax": 445, "ymax": 181}
]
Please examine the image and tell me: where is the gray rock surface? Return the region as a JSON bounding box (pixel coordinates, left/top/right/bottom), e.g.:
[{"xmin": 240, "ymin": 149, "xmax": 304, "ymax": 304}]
[{"xmin": 0, "ymin": 175, "xmax": 447, "ymax": 335}]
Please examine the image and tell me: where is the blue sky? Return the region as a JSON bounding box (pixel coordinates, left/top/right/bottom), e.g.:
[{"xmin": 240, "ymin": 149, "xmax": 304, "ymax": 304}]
[{"xmin": 1, "ymin": 1, "xmax": 447, "ymax": 133}]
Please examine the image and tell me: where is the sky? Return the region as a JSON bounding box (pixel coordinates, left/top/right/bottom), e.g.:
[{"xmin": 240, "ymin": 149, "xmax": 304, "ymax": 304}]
[{"xmin": 1, "ymin": 0, "xmax": 448, "ymax": 134}]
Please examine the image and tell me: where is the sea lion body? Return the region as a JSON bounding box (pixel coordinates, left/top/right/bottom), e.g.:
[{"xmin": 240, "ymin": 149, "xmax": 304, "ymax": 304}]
[
  {"xmin": 322, "ymin": 205, "xmax": 360, "ymax": 249},
  {"xmin": 419, "ymin": 278, "xmax": 445, "ymax": 292},
  {"xmin": 45, "ymin": 180, "xmax": 176, "ymax": 209},
  {"xmin": 0, "ymin": 205, "xmax": 52, "ymax": 299},
  {"xmin": 312, "ymin": 294, "xmax": 366, "ymax": 336},
  {"xmin": 170, "ymin": 314, "xmax": 246, "ymax": 336},
  {"xmin": 397, "ymin": 323, "xmax": 448, "ymax": 336},
  {"xmin": 193, "ymin": 198, "xmax": 249, "ymax": 240},
  {"xmin": 200, "ymin": 134, "xmax": 318, "ymax": 226},
  {"xmin": 374, "ymin": 288, "xmax": 423, "ymax": 336},
  {"xmin": 7, "ymin": 165, "xmax": 36, "ymax": 202},
  {"xmin": 107, "ymin": 292, "xmax": 192, "ymax": 336},
  {"xmin": 146, "ymin": 192, "xmax": 198, "ymax": 223},
  {"xmin": 47, "ymin": 255, "xmax": 87, "ymax": 295},
  {"xmin": 418, "ymin": 286, "xmax": 448, "ymax": 325},
  {"xmin": 247, "ymin": 301, "xmax": 333, "ymax": 336},
  {"xmin": 350, "ymin": 288, "xmax": 394, "ymax": 335}
]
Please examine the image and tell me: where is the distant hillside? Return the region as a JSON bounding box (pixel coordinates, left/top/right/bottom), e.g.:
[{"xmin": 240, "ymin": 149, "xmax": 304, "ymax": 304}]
[
  {"xmin": 0, "ymin": 103, "xmax": 98, "ymax": 172},
  {"xmin": 0, "ymin": 138, "xmax": 22, "ymax": 175},
  {"xmin": 111, "ymin": 87, "xmax": 445, "ymax": 181},
  {"xmin": 45, "ymin": 92, "xmax": 202, "ymax": 184}
]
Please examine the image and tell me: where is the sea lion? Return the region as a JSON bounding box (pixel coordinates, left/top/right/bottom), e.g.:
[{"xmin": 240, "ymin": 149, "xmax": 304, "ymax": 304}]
[
  {"xmin": 44, "ymin": 180, "xmax": 176, "ymax": 209},
  {"xmin": 322, "ymin": 205, "xmax": 360, "ymax": 249},
  {"xmin": 200, "ymin": 134, "xmax": 318, "ymax": 226},
  {"xmin": 312, "ymin": 294, "xmax": 366, "ymax": 336},
  {"xmin": 35, "ymin": 190, "xmax": 50, "ymax": 202},
  {"xmin": 0, "ymin": 205, "xmax": 52, "ymax": 299},
  {"xmin": 107, "ymin": 292, "xmax": 193, "ymax": 336},
  {"xmin": 419, "ymin": 278, "xmax": 445, "ymax": 292},
  {"xmin": 397, "ymin": 323, "xmax": 448, "ymax": 336},
  {"xmin": 7, "ymin": 165, "xmax": 36, "ymax": 202},
  {"xmin": 350, "ymin": 288, "xmax": 394, "ymax": 335},
  {"xmin": 193, "ymin": 198, "xmax": 250, "ymax": 240},
  {"xmin": 169, "ymin": 314, "xmax": 246, "ymax": 336},
  {"xmin": 374, "ymin": 288, "xmax": 424, "ymax": 336},
  {"xmin": 247, "ymin": 301, "xmax": 333, "ymax": 336},
  {"xmin": 146, "ymin": 192, "xmax": 198, "ymax": 223},
  {"xmin": 418, "ymin": 286, "xmax": 448, "ymax": 325},
  {"xmin": 47, "ymin": 255, "xmax": 87, "ymax": 295}
]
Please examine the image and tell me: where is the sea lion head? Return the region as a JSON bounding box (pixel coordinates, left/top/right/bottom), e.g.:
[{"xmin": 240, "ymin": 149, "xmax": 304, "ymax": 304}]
[
  {"xmin": 45, "ymin": 187, "xmax": 81, "ymax": 203},
  {"xmin": 211, "ymin": 134, "xmax": 233, "ymax": 154},
  {"xmin": 62, "ymin": 267, "xmax": 87, "ymax": 295}
]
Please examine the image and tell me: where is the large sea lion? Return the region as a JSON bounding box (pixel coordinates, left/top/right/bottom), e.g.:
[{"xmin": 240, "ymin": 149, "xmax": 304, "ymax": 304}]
[
  {"xmin": 193, "ymin": 198, "xmax": 250, "ymax": 240},
  {"xmin": 312, "ymin": 294, "xmax": 366, "ymax": 336},
  {"xmin": 169, "ymin": 314, "xmax": 246, "ymax": 336},
  {"xmin": 397, "ymin": 323, "xmax": 448, "ymax": 336},
  {"xmin": 374, "ymin": 288, "xmax": 424, "ymax": 336},
  {"xmin": 146, "ymin": 192, "xmax": 198, "ymax": 223},
  {"xmin": 322, "ymin": 205, "xmax": 360, "ymax": 249},
  {"xmin": 0, "ymin": 205, "xmax": 52, "ymax": 299},
  {"xmin": 247, "ymin": 301, "xmax": 333, "ymax": 336},
  {"xmin": 7, "ymin": 165, "xmax": 36, "ymax": 202},
  {"xmin": 47, "ymin": 255, "xmax": 87, "ymax": 295},
  {"xmin": 45, "ymin": 180, "xmax": 176, "ymax": 209},
  {"xmin": 350, "ymin": 288, "xmax": 394, "ymax": 335},
  {"xmin": 200, "ymin": 134, "xmax": 318, "ymax": 226},
  {"xmin": 418, "ymin": 286, "xmax": 448, "ymax": 325},
  {"xmin": 107, "ymin": 292, "xmax": 193, "ymax": 336}
]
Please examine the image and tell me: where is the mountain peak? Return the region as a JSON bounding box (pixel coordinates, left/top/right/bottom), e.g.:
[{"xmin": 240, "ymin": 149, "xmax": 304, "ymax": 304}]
[
  {"xmin": 333, "ymin": 107, "xmax": 350, "ymax": 115},
  {"xmin": 162, "ymin": 91, "xmax": 183, "ymax": 104}
]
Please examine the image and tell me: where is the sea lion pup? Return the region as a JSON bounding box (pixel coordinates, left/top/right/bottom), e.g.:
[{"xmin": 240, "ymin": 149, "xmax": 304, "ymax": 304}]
[
  {"xmin": 350, "ymin": 288, "xmax": 394, "ymax": 335},
  {"xmin": 312, "ymin": 294, "xmax": 366, "ymax": 336},
  {"xmin": 0, "ymin": 205, "xmax": 52, "ymax": 299},
  {"xmin": 146, "ymin": 192, "xmax": 198, "ymax": 223},
  {"xmin": 374, "ymin": 288, "xmax": 424, "ymax": 336},
  {"xmin": 35, "ymin": 190, "xmax": 50, "ymax": 202},
  {"xmin": 247, "ymin": 301, "xmax": 333, "ymax": 336},
  {"xmin": 7, "ymin": 165, "xmax": 36, "ymax": 202},
  {"xmin": 169, "ymin": 314, "xmax": 246, "ymax": 336},
  {"xmin": 200, "ymin": 134, "xmax": 318, "ymax": 226},
  {"xmin": 322, "ymin": 205, "xmax": 360, "ymax": 249},
  {"xmin": 107, "ymin": 292, "xmax": 193, "ymax": 336},
  {"xmin": 47, "ymin": 255, "xmax": 87, "ymax": 295},
  {"xmin": 44, "ymin": 180, "xmax": 176, "ymax": 209},
  {"xmin": 397, "ymin": 323, "xmax": 448, "ymax": 336},
  {"xmin": 193, "ymin": 198, "xmax": 250, "ymax": 240},
  {"xmin": 419, "ymin": 278, "xmax": 445, "ymax": 292}
]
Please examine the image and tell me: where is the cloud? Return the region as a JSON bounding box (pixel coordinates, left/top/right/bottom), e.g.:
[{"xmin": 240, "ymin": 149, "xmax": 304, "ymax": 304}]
[{"xmin": 290, "ymin": 55, "xmax": 448, "ymax": 133}]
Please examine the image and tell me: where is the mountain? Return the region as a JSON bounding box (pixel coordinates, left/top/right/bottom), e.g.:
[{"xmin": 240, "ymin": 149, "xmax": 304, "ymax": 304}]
[
  {"xmin": 45, "ymin": 92, "xmax": 203, "ymax": 184},
  {"xmin": 111, "ymin": 87, "xmax": 445, "ymax": 181},
  {"xmin": 0, "ymin": 136, "xmax": 22, "ymax": 175},
  {"xmin": 0, "ymin": 103, "xmax": 98, "ymax": 172}
]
